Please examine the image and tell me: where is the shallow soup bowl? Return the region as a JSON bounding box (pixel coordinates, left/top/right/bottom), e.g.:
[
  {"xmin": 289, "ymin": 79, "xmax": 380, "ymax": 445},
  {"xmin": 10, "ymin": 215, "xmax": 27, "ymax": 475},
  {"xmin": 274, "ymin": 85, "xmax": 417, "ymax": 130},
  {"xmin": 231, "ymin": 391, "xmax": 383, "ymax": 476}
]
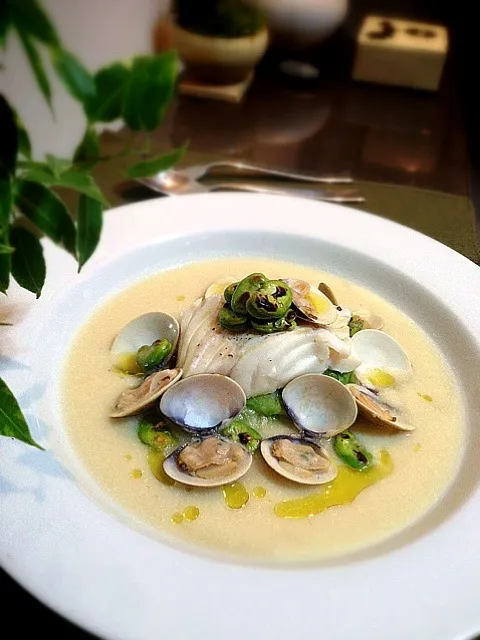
[{"xmin": 1, "ymin": 193, "xmax": 480, "ymax": 640}]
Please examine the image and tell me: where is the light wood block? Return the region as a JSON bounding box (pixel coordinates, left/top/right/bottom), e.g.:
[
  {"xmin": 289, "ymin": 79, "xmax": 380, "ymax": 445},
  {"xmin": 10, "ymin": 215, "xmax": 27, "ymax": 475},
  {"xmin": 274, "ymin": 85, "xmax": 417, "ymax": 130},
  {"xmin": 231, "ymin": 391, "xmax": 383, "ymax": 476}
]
[{"xmin": 353, "ymin": 16, "xmax": 448, "ymax": 91}]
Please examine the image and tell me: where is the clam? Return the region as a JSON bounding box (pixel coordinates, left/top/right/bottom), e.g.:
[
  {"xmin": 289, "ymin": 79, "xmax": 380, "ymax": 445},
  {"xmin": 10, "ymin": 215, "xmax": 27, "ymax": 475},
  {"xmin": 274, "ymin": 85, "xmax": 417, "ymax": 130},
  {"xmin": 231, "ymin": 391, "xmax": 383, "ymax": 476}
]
[
  {"xmin": 111, "ymin": 312, "xmax": 179, "ymax": 374},
  {"xmin": 261, "ymin": 435, "xmax": 337, "ymax": 485},
  {"xmin": 282, "ymin": 373, "xmax": 358, "ymax": 438},
  {"xmin": 160, "ymin": 373, "xmax": 246, "ymax": 433},
  {"xmin": 348, "ymin": 329, "xmax": 414, "ymax": 431},
  {"xmin": 261, "ymin": 373, "xmax": 356, "ymax": 484},
  {"xmin": 351, "ymin": 329, "xmax": 412, "ymax": 389},
  {"xmin": 163, "ymin": 436, "xmax": 252, "ymax": 487},
  {"xmin": 110, "ymin": 368, "xmax": 182, "ymax": 418},
  {"xmin": 347, "ymin": 384, "xmax": 414, "ymax": 431},
  {"xmin": 283, "ymin": 278, "xmax": 338, "ymax": 325}
]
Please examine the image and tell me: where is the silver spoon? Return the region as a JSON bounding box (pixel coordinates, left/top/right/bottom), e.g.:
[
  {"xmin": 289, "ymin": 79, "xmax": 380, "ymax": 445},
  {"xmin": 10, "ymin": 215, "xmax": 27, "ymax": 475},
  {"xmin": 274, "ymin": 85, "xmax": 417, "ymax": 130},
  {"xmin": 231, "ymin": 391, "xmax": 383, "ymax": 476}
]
[{"xmin": 138, "ymin": 171, "xmax": 365, "ymax": 203}]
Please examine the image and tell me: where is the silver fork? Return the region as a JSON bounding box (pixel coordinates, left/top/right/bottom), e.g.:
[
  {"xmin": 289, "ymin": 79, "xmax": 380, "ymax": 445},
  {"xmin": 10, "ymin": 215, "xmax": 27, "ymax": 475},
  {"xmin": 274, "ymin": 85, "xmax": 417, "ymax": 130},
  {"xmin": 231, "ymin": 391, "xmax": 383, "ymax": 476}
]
[{"xmin": 138, "ymin": 174, "xmax": 365, "ymax": 203}]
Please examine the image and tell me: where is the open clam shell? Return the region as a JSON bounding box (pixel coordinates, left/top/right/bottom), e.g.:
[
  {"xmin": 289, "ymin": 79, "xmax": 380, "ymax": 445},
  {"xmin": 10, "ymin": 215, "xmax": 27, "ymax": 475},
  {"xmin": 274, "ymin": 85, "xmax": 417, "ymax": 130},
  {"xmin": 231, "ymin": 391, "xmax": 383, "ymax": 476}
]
[
  {"xmin": 261, "ymin": 435, "xmax": 337, "ymax": 485},
  {"xmin": 159, "ymin": 373, "xmax": 246, "ymax": 434},
  {"xmin": 111, "ymin": 312, "xmax": 179, "ymax": 372},
  {"xmin": 282, "ymin": 373, "xmax": 358, "ymax": 438},
  {"xmin": 283, "ymin": 278, "xmax": 338, "ymax": 326},
  {"xmin": 352, "ymin": 329, "xmax": 412, "ymax": 387},
  {"xmin": 347, "ymin": 384, "xmax": 414, "ymax": 431},
  {"xmin": 110, "ymin": 368, "xmax": 182, "ymax": 418},
  {"xmin": 163, "ymin": 436, "xmax": 252, "ymax": 487}
]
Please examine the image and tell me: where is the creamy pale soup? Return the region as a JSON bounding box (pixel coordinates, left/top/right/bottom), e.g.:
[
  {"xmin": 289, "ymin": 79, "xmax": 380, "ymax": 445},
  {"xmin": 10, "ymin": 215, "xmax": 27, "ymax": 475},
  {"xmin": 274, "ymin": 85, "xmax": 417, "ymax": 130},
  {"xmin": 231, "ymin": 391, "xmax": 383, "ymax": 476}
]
[{"xmin": 62, "ymin": 258, "xmax": 464, "ymax": 562}]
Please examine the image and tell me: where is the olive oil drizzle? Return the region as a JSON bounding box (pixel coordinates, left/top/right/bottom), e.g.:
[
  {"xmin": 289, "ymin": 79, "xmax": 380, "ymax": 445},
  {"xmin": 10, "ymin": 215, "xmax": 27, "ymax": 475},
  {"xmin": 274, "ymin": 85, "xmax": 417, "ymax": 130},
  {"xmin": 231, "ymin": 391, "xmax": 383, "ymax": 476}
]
[
  {"xmin": 147, "ymin": 449, "xmax": 175, "ymax": 486},
  {"xmin": 275, "ymin": 451, "xmax": 393, "ymax": 519},
  {"xmin": 222, "ymin": 482, "xmax": 249, "ymax": 509}
]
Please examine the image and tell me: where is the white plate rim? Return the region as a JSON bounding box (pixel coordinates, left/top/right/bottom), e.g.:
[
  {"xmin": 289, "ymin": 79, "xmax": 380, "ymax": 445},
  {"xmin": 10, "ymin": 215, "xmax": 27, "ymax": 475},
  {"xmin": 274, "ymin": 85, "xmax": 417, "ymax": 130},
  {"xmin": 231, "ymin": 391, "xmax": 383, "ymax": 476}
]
[{"xmin": 1, "ymin": 193, "xmax": 480, "ymax": 640}]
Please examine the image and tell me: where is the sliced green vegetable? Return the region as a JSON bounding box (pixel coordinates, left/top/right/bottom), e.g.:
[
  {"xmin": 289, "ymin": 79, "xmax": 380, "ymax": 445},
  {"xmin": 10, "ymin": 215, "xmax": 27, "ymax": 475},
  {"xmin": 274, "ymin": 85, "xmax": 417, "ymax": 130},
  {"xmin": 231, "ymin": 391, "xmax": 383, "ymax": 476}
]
[
  {"xmin": 230, "ymin": 272, "xmax": 267, "ymax": 314},
  {"xmin": 246, "ymin": 391, "xmax": 285, "ymax": 417},
  {"xmin": 333, "ymin": 430, "xmax": 373, "ymax": 470},
  {"xmin": 221, "ymin": 417, "xmax": 262, "ymax": 453},
  {"xmin": 323, "ymin": 369, "xmax": 356, "ymax": 385},
  {"xmin": 138, "ymin": 419, "xmax": 177, "ymax": 451},
  {"xmin": 218, "ymin": 306, "xmax": 249, "ymax": 332},
  {"xmin": 246, "ymin": 279, "xmax": 293, "ymax": 320},
  {"xmin": 136, "ymin": 339, "xmax": 171, "ymax": 372},
  {"xmin": 223, "ymin": 282, "xmax": 237, "ymax": 304},
  {"xmin": 348, "ymin": 314, "xmax": 364, "ymax": 337},
  {"xmin": 251, "ymin": 310, "xmax": 296, "ymax": 334}
]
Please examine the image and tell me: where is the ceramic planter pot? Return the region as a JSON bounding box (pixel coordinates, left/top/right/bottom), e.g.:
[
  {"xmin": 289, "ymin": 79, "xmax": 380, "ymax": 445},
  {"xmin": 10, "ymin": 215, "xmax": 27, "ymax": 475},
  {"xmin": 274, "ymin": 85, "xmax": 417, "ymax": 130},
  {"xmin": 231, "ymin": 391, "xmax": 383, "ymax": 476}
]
[
  {"xmin": 251, "ymin": 0, "xmax": 348, "ymax": 48},
  {"xmin": 172, "ymin": 23, "xmax": 269, "ymax": 84}
]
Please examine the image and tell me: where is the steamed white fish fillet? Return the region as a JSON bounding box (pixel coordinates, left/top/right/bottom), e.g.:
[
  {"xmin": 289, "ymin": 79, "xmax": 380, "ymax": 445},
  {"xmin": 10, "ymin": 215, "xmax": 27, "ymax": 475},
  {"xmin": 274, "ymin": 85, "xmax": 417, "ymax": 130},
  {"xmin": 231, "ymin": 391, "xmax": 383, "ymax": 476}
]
[
  {"xmin": 177, "ymin": 295, "xmax": 361, "ymax": 395},
  {"xmin": 328, "ymin": 307, "xmax": 352, "ymax": 341},
  {"xmin": 230, "ymin": 327, "xmax": 347, "ymax": 397},
  {"xmin": 177, "ymin": 294, "xmax": 264, "ymax": 377}
]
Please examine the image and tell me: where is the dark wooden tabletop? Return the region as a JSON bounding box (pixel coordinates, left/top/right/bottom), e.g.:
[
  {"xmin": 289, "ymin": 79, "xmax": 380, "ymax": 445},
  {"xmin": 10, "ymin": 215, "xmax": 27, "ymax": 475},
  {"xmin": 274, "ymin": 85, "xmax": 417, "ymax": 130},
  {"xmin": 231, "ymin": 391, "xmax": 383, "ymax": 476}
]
[{"xmin": 1, "ymin": 1, "xmax": 478, "ymax": 639}]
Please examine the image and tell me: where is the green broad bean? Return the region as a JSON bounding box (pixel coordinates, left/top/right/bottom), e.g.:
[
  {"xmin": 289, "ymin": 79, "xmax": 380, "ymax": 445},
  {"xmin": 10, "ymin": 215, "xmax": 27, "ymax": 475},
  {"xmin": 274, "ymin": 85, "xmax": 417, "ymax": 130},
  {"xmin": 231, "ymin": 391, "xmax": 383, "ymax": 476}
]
[
  {"xmin": 333, "ymin": 430, "xmax": 373, "ymax": 470},
  {"xmin": 246, "ymin": 280, "xmax": 293, "ymax": 320},
  {"xmin": 218, "ymin": 306, "xmax": 250, "ymax": 332},
  {"xmin": 136, "ymin": 339, "xmax": 172, "ymax": 372},
  {"xmin": 230, "ymin": 273, "xmax": 267, "ymax": 314}
]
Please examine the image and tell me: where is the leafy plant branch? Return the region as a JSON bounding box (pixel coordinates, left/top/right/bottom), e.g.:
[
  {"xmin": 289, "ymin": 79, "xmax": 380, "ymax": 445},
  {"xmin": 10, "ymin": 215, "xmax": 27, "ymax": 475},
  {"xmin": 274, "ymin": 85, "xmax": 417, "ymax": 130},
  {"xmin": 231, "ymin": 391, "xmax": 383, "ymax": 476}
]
[{"xmin": 0, "ymin": 0, "xmax": 183, "ymax": 448}]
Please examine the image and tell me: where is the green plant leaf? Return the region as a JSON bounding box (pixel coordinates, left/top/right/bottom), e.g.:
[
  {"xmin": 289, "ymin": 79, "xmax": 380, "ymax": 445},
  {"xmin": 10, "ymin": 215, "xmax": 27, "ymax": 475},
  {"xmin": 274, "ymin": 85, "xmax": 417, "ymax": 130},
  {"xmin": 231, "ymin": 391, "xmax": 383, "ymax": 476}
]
[
  {"xmin": 0, "ymin": 253, "xmax": 9, "ymax": 294},
  {"xmin": 0, "ymin": 175, "xmax": 12, "ymax": 235},
  {"xmin": 126, "ymin": 145, "xmax": 186, "ymax": 178},
  {"xmin": 15, "ymin": 180, "xmax": 76, "ymax": 255},
  {"xmin": 20, "ymin": 168, "xmax": 108, "ymax": 205},
  {"xmin": 45, "ymin": 154, "xmax": 72, "ymax": 177},
  {"xmin": 16, "ymin": 118, "xmax": 32, "ymax": 159},
  {"xmin": 0, "ymin": 244, "xmax": 14, "ymax": 254},
  {"xmin": 122, "ymin": 51, "xmax": 176, "ymax": 131},
  {"xmin": 10, "ymin": 226, "xmax": 46, "ymax": 298},
  {"xmin": 0, "ymin": 376, "xmax": 44, "ymax": 449},
  {"xmin": 86, "ymin": 62, "xmax": 130, "ymax": 123},
  {"xmin": 0, "ymin": 177, "xmax": 12, "ymax": 294},
  {"xmin": 0, "ymin": 95, "xmax": 18, "ymax": 176},
  {"xmin": 77, "ymin": 194, "xmax": 102, "ymax": 271},
  {"xmin": 9, "ymin": 0, "xmax": 60, "ymax": 47},
  {"xmin": 0, "ymin": 2, "xmax": 11, "ymax": 46},
  {"xmin": 17, "ymin": 28, "xmax": 52, "ymax": 107},
  {"xmin": 51, "ymin": 48, "xmax": 95, "ymax": 105},
  {"xmin": 73, "ymin": 128, "xmax": 99, "ymax": 168}
]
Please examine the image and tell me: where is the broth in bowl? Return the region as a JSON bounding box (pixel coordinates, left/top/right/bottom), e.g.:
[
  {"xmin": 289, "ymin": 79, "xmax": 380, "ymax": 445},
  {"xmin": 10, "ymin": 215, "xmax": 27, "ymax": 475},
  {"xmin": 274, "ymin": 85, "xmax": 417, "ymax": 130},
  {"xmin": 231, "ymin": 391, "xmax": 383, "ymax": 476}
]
[{"xmin": 62, "ymin": 258, "xmax": 463, "ymax": 561}]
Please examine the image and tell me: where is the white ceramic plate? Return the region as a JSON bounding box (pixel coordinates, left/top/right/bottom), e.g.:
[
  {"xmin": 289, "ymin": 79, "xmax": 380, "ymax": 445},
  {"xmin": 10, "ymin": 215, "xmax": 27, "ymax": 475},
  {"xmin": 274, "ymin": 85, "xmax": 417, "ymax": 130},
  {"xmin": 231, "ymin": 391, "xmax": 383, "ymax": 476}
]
[{"xmin": 1, "ymin": 194, "xmax": 480, "ymax": 640}]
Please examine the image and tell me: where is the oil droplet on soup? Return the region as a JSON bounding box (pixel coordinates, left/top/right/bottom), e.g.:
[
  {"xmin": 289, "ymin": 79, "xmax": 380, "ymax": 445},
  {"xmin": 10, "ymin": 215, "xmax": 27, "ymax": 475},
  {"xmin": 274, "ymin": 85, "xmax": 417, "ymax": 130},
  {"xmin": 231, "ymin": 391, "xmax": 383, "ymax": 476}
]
[
  {"xmin": 147, "ymin": 449, "xmax": 175, "ymax": 486},
  {"xmin": 172, "ymin": 512, "xmax": 184, "ymax": 524},
  {"xmin": 130, "ymin": 468, "xmax": 142, "ymax": 479},
  {"xmin": 183, "ymin": 505, "xmax": 200, "ymax": 521},
  {"xmin": 275, "ymin": 451, "xmax": 393, "ymax": 519},
  {"xmin": 253, "ymin": 486, "xmax": 267, "ymax": 499},
  {"xmin": 222, "ymin": 482, "xmax": 249, "ymax": 509}
]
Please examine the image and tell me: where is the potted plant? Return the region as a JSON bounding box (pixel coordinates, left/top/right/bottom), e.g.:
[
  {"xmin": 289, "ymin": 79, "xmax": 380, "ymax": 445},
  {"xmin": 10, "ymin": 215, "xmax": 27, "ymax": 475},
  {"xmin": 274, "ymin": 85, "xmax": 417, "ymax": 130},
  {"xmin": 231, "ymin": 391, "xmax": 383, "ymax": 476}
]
[{"xmin": 172, "ymin": 0, "xmax": 269, "ymax": 84}]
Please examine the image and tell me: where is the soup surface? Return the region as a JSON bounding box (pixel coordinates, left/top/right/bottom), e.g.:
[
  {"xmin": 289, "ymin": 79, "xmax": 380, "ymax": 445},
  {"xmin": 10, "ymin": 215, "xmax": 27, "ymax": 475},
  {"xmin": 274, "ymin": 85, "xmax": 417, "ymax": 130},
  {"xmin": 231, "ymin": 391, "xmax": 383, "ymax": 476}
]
[{"xmin": 62, "ymin": 258, "xmax": 464, "ymax": 561}]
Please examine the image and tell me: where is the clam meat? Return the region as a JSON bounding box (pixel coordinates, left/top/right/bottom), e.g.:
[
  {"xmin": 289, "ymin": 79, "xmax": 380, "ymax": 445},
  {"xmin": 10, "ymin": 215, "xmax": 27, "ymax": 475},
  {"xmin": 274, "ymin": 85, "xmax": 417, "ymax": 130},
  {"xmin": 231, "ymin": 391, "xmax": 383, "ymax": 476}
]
[
  {"xmin": 163, "ymin": 436, "xmax": 252, "ymax": 487},
  {"xmin": 110, "ymin": 368, "xmax": 182, "ymax": 418},
  {"xmin": 261, "ymin": 436, "xmax": 337, "ymax": 485}
]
